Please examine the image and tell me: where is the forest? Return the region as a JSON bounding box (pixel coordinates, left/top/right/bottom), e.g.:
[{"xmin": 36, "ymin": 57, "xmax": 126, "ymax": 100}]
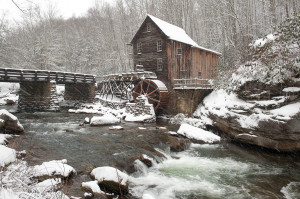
[{"xmin": 0, "ymin": 0, "xmax": 299, "ymax": 76}]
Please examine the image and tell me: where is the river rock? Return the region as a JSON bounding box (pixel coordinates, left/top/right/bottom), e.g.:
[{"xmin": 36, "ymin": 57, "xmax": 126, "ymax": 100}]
[
  {"xmin": 0, "ymin": 109, "xmax": 24, "ymax": 133},
  {"xmin": 176, "ymin": 123, "xmax": 220, "ymax": 144},
  {"xmin": 90, "ymin": 166, "xmax": 129, "ymax": 195},
  {"xmin": 30, "ymin": 159, "xmax": 76, "ymax": 181}
]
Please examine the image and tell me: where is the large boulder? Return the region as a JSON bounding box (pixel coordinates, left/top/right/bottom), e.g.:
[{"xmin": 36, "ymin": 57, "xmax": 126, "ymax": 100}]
[
  {"xmin": 0, "ymin": 110, "xmax": 24, "ymax": 133},
  {"xmin": 90, "ymin": 166, "xmax": 129, "ymax": 195},
  {"xmin": 200, "ymin": 89, "xmax": 300, "ymax": 152}
]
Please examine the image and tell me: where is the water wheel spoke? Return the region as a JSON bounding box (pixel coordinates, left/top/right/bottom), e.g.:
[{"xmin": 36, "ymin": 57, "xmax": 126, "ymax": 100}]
[
  {"xmin": 146, "ymin": 80, "xmax": 151, "ymax": 93},
  {"xmin": 133, "ymin": 91, "xmax": 141, "ymax": 96},
  {"xmin": 148, "ymin": 97, "xmax": 160, "ymax": 103},
  {"xmin": 147, "ymin": 88, "xmax": 159, "ymax": 96}
]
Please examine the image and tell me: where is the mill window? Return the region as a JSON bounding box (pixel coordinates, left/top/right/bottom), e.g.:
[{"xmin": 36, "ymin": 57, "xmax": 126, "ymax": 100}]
[
  {"xmin": 177, "ymin": 48, "xmax": 182, "ymax": 55},
  {"xmin": 147, "ymin": 24, "xmax": 151, "ymax": 32},
  {"xmin": 137, "ymin": 42, "xmax": 142, "ymax": 54},
  {"xmin": 157, "ymin": 58, "xmax": 163, "ymax": 71},
  {"xmin": 157, "ymin": 40, "xmax": 162, "ymax": 52}
]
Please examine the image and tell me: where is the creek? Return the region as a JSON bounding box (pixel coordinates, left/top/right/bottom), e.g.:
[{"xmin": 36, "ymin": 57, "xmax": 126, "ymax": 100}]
[{"xmin": 7, "ymin": 110, "xmax": 300, "ymax": 199}]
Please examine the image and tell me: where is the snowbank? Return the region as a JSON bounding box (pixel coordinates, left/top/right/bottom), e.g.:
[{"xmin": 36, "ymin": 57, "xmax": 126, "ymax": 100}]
[
  {"xmin": 0, "ymin": 144, "xmax": 16, "ymax": 166},
  {"xmin": 0, "ymin": 82, "xmax": 19, "ymax": 105},
  {"xmin": 90, "ymin": 114, "xmax": 120, "ymax": 126},
  {"xmin": 176, "ymin": 123, "xmax": 220, "ymax": 143},
  {"xmin": 35, "ymin": 178, "xmax": 61, "ymax": 193},
  {"xmin": 91, "ymin": 166, "xmax": 129, "ymax": 186},
  {"xmin": 0, "ymin": 134, "xmax": 13, "ymax": 145},
  {"xmin": 31, "ymin": 159, "xmax": 76, "ymax": 179}
]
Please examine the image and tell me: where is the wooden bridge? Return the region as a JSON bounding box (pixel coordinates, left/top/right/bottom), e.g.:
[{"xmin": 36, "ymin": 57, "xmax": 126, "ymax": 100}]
[
  {"xmin": 0, "ymin": 68, "xmax": 96, "ymax": 112},
  {"xmin": 0, "ymin": 68, "xmax": 96, "ymax": 84}
]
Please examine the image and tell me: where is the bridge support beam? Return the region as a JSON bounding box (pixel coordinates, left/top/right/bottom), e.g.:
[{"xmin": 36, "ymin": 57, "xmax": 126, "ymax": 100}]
[
  {"xmin": 64, "ymin": 83, "xmax": 96, "ymax": 102},
  {"xmin": 18, "ymin": 81, "xmax": 58, "ymax": 112},
  {"xmin": 170, "ymin": 89, "xmax": 213, "ymax": 116}
]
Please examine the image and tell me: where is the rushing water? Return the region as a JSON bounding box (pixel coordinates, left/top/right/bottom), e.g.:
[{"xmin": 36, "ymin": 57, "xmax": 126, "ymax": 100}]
[{"xmin": 6, "ymin": 110, "xmax": 300, "ymax": 199}]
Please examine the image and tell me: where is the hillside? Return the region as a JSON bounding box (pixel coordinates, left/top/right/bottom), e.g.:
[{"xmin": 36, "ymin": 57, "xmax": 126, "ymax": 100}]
[{"xmin": 191, "ymin": 15, "xmax": 300, "ymax": 152}]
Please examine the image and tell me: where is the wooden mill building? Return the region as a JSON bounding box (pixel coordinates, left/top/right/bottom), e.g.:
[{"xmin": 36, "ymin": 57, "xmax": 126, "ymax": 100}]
[
  {"xmin": 130, "ymin": 15, "xmax": 221, "ymax": 114},
  {"xmin": 130, "ymin": 14, "xmax": 221, "ymax": 89}
]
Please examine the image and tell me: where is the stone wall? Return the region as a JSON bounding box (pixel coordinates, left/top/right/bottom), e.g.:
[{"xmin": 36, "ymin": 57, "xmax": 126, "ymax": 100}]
[
  {"xmin": 170, "ymin": 89, "xmax": 213, "ymax": 116},
  {"xmin": 18, "ymin": 81, "xmax": 59, "ymax": 112},
  {"xmin": 125, "ymin": 97, "xmax": 153, "ymax": 116},
  {"xmin": 99, "ymin": 98, "xmax": 127, "ymax": 110},
  {"xmin": 64, "ymin": 83, "xmax": 96, "ymax": 102}
]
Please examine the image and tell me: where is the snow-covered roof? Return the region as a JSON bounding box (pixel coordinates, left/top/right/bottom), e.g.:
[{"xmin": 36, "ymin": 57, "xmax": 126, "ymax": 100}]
[{"xmin": 145, "ymin": 15, "xmax": 221, "ymax": 55}]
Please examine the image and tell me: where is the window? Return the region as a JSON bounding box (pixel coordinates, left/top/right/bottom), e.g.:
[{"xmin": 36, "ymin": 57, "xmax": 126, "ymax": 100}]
[
  {"xmin": 157, "ymin": 40, "xmax": 162, "ymax": 52},
  {"xmin": 157, "ymin": 58, "xmax": 163, "ymax": 71},
  {"xmin": 198, "ymin": 71, "xmax": 202, "ymax": 77},
  {"xmin": 147, "ymin": 24, "xmax": 151, "ymax": 32},
  {"xmin": 177, "ymin": 48, "xmax": 182, "ymax": 55},
  {"xmin": 137, "ymin": 42, "xmax": 142, "ymax": 54}
]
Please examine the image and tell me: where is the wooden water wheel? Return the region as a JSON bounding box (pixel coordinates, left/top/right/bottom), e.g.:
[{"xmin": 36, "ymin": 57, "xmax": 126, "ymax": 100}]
[{"xmin": 133, "ymin": 79, "xmax": 168, "ymax": 112}]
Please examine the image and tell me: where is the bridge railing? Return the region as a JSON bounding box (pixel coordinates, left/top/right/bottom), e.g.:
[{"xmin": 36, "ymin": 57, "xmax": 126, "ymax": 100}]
[
  {"xmin": 173, "ymin": 78, "xmax": 213, "ymax": 89},
  {"xmin": 0, "ymin": 68, "xmax": 96, "ymax": 83}
]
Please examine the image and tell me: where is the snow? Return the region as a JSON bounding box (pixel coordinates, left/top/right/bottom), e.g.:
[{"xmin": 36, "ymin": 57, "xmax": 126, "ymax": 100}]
[
  {"xmin": 81, "ymin": 180, "xmax": 106, "ymax": 195},
  {"xmin": 283, "ymin": 87, "xmax": 300, "ymax": 92},
  {"xmin": 31, "ymin": 159, "xmax": 76, "ymax": 178},
  {"xmin": 0, "ymin": 134, "xmax": 13, "ymax": 145},
  {"xmin": 35, "ymin": 178, "xmax": 61, "ymax": 193},
  {"xmin": 270, "ymin": 102, "xmax": 300, "ymax": 120},
  {"xmin": 0, "ymin": 189, "xmax": 19, "ymax": 199},
  {"xmin": 252, "ymin": 34, "xmax": 276, "ymax": 48},
  {"xmin": 90, "ymin": 114, "xmax": 120, "ymax": 126},
  {"xmin": 0, "ymin": 144, "xmax": 16, "ymax": 166},
  {"xmin": 147, "ymin": 15, "xmax": 221, "ymax": 55},
  {"xmin": 91, "ymin": 166, "xmax": 129, "ymax": 186},
  {"xmin": 125, "ymin": 113, "xmax": 155, "ymax": 122},
  {"xmin": 0, "ymin": 82, "xmax": 19, "ymax": 105},
  {"xmin": 176, "ymin": 123, "xmax": 220, "ymax": 143}
]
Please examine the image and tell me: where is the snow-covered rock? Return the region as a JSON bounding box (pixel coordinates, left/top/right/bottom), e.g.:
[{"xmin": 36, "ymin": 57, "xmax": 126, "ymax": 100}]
[
  {"xmin": 109, "ymin": 125, "xmax": 124, "ymax": 130},
  {"xmin": 90, "ymin": 114, "xmax": 120, "ymax": 126},
  {"xmin": 0, "ymin": 109, "xmax": 24, "ymax": 132},
  {"xmin": 31, "ymin": 159, "xmax": 76, "ymax": 181},
  {"xmin": 0, "ymin": 145, "xmax": 16, "ymax": 166},
  {"xmin": 81, "ymin": 180, "xmax": 112, "ymax": 197},
  {"xmin": 176, "ymin": 123, "xmax": 220, "ymax": 144},
  {"xmin": 90, "ymin": 166, "xmax": 129, "ymax": 195}
]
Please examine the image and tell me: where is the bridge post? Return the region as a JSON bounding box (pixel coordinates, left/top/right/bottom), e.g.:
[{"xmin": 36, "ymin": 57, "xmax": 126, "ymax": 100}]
[
  {"xmin": 64, "ymin": 83, "xmax": 96, "ymax": 102},
  {"xmin": 18, "ymin": 81, "xmax": 58, "ymax": 112}
]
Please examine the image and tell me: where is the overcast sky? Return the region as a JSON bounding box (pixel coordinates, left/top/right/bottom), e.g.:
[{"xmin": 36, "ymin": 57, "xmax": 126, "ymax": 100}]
[{"xmin": 1, "ymin": 0, "xmax": 115, "ymax": 22}]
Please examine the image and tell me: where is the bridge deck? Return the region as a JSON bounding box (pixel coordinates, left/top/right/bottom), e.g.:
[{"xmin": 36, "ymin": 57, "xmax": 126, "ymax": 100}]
[{"xmin": 0, "ymin": 68, "xmax": 96, "ymax": 84}]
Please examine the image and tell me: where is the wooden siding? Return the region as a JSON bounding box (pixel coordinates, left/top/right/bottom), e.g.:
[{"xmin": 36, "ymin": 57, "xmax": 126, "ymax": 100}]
[{"xmin": 132, "ymin": 18, "xmax": 169, "ymax": 86}]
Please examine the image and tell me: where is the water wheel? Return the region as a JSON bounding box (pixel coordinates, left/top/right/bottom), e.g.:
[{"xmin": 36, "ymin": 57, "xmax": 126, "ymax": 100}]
[{"xmin": 133, "ymin": 79, "xmax": 168, "ymax": 112}]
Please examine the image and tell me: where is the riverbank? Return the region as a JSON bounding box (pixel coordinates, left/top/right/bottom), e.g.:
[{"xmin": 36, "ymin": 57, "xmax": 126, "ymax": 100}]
[{"xmin": 1, "ymin": 109, "xmax": 299, "ymax": 198}]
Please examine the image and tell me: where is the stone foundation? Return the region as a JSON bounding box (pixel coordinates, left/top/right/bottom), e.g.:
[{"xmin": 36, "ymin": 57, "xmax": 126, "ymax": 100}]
[
  {"xmin": 18, "ymin": 81, "xmax": 59, "ymax": 112},
  {"xmin": 170, "ymin": 89, "xmax": 213, "ymax": 116}
]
